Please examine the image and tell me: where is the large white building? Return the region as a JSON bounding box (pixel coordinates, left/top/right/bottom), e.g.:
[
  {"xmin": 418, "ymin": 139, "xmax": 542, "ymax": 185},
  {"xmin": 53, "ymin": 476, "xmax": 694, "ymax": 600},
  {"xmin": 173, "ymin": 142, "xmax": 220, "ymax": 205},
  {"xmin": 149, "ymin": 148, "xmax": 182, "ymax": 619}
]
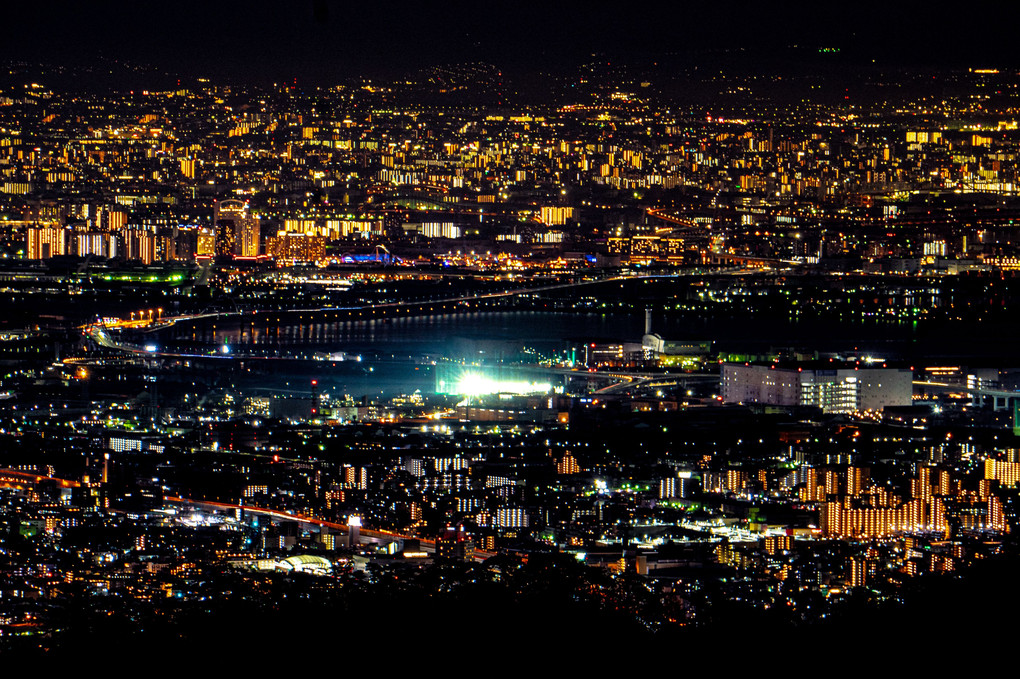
[{"xmin": 721, "ymin": 364, "xmax": 912, "ymax": 414}]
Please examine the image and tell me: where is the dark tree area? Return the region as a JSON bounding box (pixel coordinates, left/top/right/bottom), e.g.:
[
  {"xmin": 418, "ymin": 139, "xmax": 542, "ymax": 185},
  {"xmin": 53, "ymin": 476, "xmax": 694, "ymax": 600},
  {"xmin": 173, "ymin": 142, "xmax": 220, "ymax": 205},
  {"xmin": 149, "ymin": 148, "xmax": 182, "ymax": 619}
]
[{"xmin": 7, "ymin": 549, "xmax": 1020, "ymax": 667}]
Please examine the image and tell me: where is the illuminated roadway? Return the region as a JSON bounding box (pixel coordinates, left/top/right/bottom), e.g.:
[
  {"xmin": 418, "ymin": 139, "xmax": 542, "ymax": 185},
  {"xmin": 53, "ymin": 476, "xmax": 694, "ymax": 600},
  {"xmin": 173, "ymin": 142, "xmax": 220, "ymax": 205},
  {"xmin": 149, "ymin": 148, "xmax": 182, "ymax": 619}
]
[
  {"xmin": 913, "ymin": 380, "xmax": 1020, "ymax": 411},
  {"xmin": 162, "ymin": 497, "xmax": 497, "ymax": 562},
  {"xmin": 592, "ymin": 373, "xmax": 717, "ymax": 394}
]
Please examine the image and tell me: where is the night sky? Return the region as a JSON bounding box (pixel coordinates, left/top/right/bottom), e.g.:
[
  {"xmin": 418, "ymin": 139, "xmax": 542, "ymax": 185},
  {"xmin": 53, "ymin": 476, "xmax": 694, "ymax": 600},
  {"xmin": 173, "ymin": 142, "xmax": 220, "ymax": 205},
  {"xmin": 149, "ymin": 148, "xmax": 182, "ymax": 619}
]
[{"xmin": 4, "ymin": 1, "xmax": 1020, "ymax": 83}]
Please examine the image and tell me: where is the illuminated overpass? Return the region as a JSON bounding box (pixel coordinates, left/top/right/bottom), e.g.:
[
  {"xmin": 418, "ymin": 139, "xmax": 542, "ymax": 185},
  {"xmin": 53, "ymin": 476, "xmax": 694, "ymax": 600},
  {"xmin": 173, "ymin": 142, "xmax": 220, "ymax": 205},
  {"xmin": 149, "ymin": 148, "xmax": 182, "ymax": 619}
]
[
  {"xmin": 0, "ymin": 468, "xmax": 492, "ymax": 561},
  {"xmin": 165, "ymin": 496, "xmax": 495, "ymax": 561},
  {"xmin": 913, "ymin": 380, "xmax": 1020, "ymax": 411},
  {"xmin": 0, "ymin": 468, "xmax": 80, "ymax": 491}
]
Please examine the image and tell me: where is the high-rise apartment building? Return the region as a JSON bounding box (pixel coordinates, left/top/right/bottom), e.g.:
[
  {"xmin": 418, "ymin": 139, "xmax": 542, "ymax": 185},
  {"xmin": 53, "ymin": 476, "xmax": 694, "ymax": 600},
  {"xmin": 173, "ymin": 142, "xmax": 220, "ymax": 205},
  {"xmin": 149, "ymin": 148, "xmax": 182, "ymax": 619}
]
[
  {"xmin": 214, "ymin": 199, "xmax": 260, "ymax": 256},
  {"xmin": 26, "ymin": 226, "xmax": 67, "ymax": 259}
]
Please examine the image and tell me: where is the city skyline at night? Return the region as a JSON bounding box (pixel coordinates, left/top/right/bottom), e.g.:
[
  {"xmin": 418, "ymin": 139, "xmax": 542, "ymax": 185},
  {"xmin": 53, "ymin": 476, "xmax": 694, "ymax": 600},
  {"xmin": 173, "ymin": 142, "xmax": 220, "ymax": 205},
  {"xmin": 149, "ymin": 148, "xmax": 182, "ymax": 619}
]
[{"xmin": 3, "ymin": 3, "xmax": 1020, "ymax": 661}]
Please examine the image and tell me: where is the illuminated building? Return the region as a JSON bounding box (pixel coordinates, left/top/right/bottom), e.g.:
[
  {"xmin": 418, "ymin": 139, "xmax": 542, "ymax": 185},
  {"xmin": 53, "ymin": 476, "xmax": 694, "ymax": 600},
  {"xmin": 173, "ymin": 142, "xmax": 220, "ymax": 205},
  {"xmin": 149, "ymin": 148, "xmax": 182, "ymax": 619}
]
[
  {"xmin": 215, "ymin": 218, "xmax": 236, "ymax": 256},
  {"xmin": 179, "ymin": 158, "xmax": 197, "ymax": 178},
  {"xmin": 912, "ymin": 467, "xmax": 933, "ymax": 502},
  {"xmin": 325, "ymin": 488, "xmax": 344, "ymax": 509},
  {"xmin": 659, "ymin": 477, "xmax": 676, "ymax": 498},
  {"xmin": 266, "ymin": 232, "xmax": 325, "ymax": 264},
  {"xmin": 715, "ymin": 541, "xmax": 733, "ymax": 566},
  {"xmin": 76, "ymin": 232, "xmax": 117, "ymax": 258},
  {"xmin": 243, "ymin": 396, "xmax": 272, "ymax": 417},
  {"xmin": 847, "ymin": 466, "xmax": 868, "ymax": 496},
  {"xmin": 283, "ymin": 218, "xmax": 316, "ymax": 234},
  {"xmin": 583, "ymin": 342, "xmax": 645, "ymax": 368},
  {"xmin": 722, "ymin": 364, "xmax": 912, "ymax": 413},
  {"xmin": 435, "ymin": 526, "xmax": 473, "ymax": 561},
  {"xmin": 641, "ymin": 312, "xmax": 711, "ymax": 367},
  {"xmin": 726, "ymin": 469, "xmax": 748, "ymax": 493},
  {"xmin": 26, "ymin": 226, "xmax": 67, "ymax": 259},
  {"xmin": 405, "ymin": 458, "xmax": 426, "ymax": 477},
  {"xmin": 123, "ymin": 228, "xmax": 156, "ymax": 264},
  {"xmin": 104, "ymin": 432, "xmax": 166, "ymax": 454},
  {"xmin": 557, "ymin": 453, "xmax": 580, "ymax": 475},
  {"xmin": 342, "ymin": 465, "xmax": 368, "ymax": 490},
  {"xmin": 799, "ymin": 467, "xmax": 825, "ymax": 503},
  {"xmin": 239, "ymin": 219, "xmax": 259, "ymax": 256},
  {"xmin": 821, "ymin": 496, "xmax": 949, "ymax": 539},
  {"xmin": 824, "ymin": 470, "xmax": 840, "ymax": 498},
  {"xmin": 988, "ymin": 495, "xmax": 1008, "ymax": 532},
  {"xmin": 348, "ymin": 515, "xmax": 361, "ymax": 547},
  {"xmin": 607, "ymin": 234, "xmax": 689, "ymax": 264},
  {"xmin": 985, "ymin": 458, "xmax": 1020, "ymax": 488},
  {"xmin": 849, "ymin": 557, "xmax": 867, "ymax": 588},
  {"xmin": 243, "ymin": 484, "xmax": 267, "ymax": 498},
  {"xmin": 539, "ymin": 206, "xmax": 575, "ymax": 226},
  {"xmin": 762, "ymin": 535, "xmax": 792, "ymax": 555},
  {"xmin": 214, "ymin": 199, "xmax": 259, "ymax": 256},
  {"xmin": 660, "ymin": 476, "xmax": 693, "ymax": 499},
  {"xmin": 937, "ymin": 469, "xmax": 952, "ymax": 497},
  {"xmin": 196, "ymin": 227, "xmax": 215, "ymax": 256},
  {"xmin": 495, "ymin": 508, "xmax": 529, "ymax": 529},
  {"xmin": 930, "ymin": 497, "xmax": 948, "ymax": 535}
]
